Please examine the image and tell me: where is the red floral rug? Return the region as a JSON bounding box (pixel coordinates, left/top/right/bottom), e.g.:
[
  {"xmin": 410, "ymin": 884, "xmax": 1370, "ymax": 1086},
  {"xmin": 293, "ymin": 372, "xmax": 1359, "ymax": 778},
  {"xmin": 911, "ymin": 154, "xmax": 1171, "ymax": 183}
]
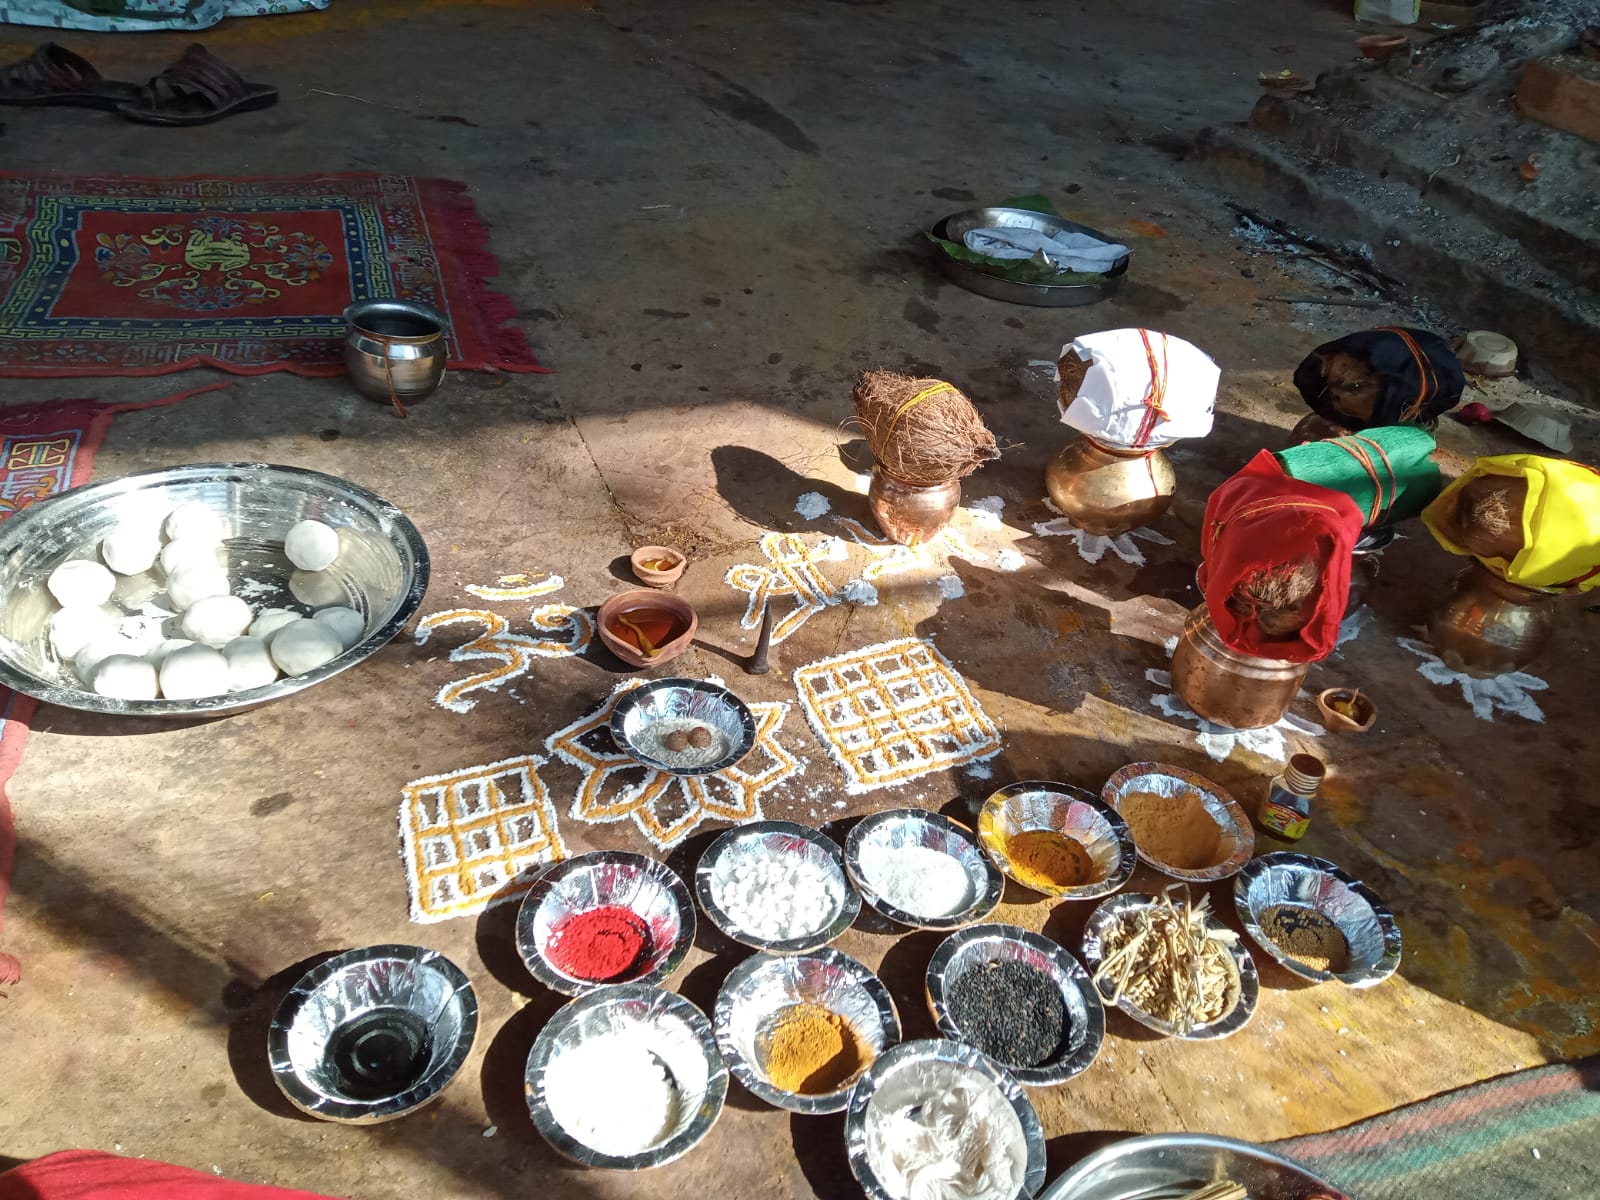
[
  {"xmin": 0, "ymin": 383, "xmax": 231, "ymax": 986},
  {"xmin": 0, "ymin": 174, "xmax": 545, "ymax": 378}
]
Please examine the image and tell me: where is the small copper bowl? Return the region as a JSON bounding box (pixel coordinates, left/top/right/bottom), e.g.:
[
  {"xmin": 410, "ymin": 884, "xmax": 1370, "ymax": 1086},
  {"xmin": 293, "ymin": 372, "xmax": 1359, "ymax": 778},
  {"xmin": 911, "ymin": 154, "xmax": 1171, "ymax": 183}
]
[
  {"xmin": 630, "ymin": 545, "xmax": 687, "ymax": 588},
  {"xmin": 1316, "ymin": 688, "xmax": 1377, "ymax": 734},
  {"xmin": 597, "ymin": 589, "xmax": 698, "ymax": 669}
]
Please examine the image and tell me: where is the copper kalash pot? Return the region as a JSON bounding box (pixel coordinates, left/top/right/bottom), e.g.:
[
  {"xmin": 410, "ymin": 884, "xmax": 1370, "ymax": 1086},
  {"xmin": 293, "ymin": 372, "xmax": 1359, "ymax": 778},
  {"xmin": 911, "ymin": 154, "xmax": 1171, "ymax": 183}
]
[
  {"xmin": 1427, "ymin": 561, "xmax": 1558, "ymax": 677},
  {"xmin": 868, "ymin": 467, "xmax": 961, "ymax": 546},
  {"xmin": 1044, "ymin": 435, "xmax": 1175, "ymax": 536},
  {"xmin": 1171, "ymin": 603, "xmax": 1311, "ymax": 730}
]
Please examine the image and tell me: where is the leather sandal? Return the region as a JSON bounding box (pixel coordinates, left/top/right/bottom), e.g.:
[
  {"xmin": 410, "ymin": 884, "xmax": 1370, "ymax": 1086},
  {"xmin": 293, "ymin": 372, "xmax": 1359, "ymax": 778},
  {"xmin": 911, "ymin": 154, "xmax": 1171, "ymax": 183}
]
[
  {"xmin": 117, "ymin": 44, "xmax": 278, "ymax": 127},
  {"xmin": 0, "ymin": 43, "xmax": 140, "ymax": 109}
]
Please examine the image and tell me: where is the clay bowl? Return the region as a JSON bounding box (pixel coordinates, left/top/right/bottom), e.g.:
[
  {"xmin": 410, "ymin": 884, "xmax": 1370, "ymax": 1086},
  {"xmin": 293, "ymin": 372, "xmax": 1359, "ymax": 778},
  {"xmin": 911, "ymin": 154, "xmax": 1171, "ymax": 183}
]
[
  {"xmin": 1316, "ymin": 688, "xmax": 1377, "ymax": 734},
  {"xmin": 630, "ymin": 545, "xmax": 687, "ymax": 588},
  {"xmin": 1356, "ymin": 33, "xmax": 1409, "ymax": 60},
  {"xmin": 1259, "ymin": 70, "xmax": 1314, "ymax": 95},
  {"xmin": 597, "ymin": 589, "xmax": 698, "ymax": 669}
]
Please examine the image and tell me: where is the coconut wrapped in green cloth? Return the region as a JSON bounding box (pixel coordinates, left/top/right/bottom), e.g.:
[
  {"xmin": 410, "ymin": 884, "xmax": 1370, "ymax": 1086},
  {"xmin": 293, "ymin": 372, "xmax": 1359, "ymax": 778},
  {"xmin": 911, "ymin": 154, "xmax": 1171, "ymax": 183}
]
[{"xmin": 1273, "ymin": 426, "xmax": 1441, "ymax": 527}]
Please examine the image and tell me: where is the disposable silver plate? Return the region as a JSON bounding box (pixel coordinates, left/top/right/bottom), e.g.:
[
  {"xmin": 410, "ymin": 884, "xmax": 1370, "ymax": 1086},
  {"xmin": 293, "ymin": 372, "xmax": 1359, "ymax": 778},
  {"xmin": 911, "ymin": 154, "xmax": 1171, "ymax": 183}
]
[
  {"xmin": 1081, "ymin": 892, "xmax": 1259, "ymax": 1041},
  {"xmin": 1234, "ymin": 852, "xmax": 1402, "ymax": 987},
  {"xmin": 516, "ymin": 851, "xmax": 695, "ymax": 996},
  {"xmin": 266, "ymin": 944, "xmax": 477, "ymax": 1125},
  {"xmin": 525, "ymin": 983, "xmax": 727, "ymax": 1170},
  {"xmin": 978, "ymin": 781, "xmax": 1135, "ymax": 901},
  {"xmin": 0, "ymin": 462, "xmax": 428, "ymax": 717},
  {"xmin": 714, "ymin": 948, "xmax": 900, "ymax": 1114},
  {"xmin": 845, "ymin": 1038, "xmax": 1047, "ymax": 1200},
  {"xmin": 1101, "ymin": 762, "xmax": 1254, "ymax": 882},
  {"xmin": 695, "ymin": 820, "xmax": 861, "ymax": 954},
  {"xmin": 1039, "ymin": 1132, "xmax": 1353, "ymax": 1200},
  {"xmin": 610, "ymin": 678, "xmax": 757, "ymax": 776},
  {"xmin": 844, "ymin": 809, "xmax": 1004, "ymax": 930},
  {"xmin": 925, "ymin": 923, "xmax": 1105, "ymax": 1087}
]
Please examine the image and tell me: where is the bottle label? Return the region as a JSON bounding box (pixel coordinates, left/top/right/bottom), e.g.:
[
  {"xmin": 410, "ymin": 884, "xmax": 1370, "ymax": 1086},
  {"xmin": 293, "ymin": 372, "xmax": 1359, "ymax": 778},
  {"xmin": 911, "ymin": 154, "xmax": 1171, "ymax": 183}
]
[{"xmin": 1260, "ymin": 799, "xmax": 1310, "ymax": 840}]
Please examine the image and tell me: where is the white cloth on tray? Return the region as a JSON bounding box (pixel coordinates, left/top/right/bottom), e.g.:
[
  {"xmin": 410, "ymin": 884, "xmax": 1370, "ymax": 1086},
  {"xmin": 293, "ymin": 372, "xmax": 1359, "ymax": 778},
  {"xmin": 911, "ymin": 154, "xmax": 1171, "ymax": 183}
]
[
  {"xmin": 1056, "ymin": 329, "xmax": 1218, "ymax": 447},
  {"xmin": 961, "ymin": 226, "xmax": 1128, "ymax": 274}
]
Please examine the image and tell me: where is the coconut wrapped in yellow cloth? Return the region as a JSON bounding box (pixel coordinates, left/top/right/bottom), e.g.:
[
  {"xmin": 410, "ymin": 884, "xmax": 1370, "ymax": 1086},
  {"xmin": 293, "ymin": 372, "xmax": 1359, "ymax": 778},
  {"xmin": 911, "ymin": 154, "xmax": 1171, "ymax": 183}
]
[{"xmin": 1422, "ymin": 454, "xmax": 1600, "ymax": 592}]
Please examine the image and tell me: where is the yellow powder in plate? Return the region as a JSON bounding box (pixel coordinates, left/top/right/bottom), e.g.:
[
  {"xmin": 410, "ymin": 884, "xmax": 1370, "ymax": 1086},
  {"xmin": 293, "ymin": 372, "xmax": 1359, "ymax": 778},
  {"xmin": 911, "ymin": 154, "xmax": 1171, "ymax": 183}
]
[
  {"xmin": 1118, "ymin": 788, "xmax": 1223, "ymax": 869},
  {"xmin": 1003, "ymin": 829, "xmax": 1096, "ymax": 889}
]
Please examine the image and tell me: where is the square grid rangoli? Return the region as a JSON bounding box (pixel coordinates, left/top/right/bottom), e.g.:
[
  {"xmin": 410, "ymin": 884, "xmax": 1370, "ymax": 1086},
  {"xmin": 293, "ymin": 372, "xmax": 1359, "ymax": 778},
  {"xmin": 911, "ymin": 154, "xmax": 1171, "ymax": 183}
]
[
  {"xmin": 793, "ymin": 637, "xmax": 1001, "ymax": 794},
  {"xmin": 399, "ymin": 755, "xmax": 567, "ymax": 924}
]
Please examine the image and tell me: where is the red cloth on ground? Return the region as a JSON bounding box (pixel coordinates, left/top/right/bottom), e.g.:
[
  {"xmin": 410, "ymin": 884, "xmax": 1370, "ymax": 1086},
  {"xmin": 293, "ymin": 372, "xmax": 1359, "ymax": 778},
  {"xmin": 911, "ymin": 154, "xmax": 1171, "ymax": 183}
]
[
  {"xmin": 0, "ymin": 1151, "xmax": 342, "ymax": 1200},
  {"xmin": 1199, "ymin": 451, "xmax": 1363, "ymax": 663}
]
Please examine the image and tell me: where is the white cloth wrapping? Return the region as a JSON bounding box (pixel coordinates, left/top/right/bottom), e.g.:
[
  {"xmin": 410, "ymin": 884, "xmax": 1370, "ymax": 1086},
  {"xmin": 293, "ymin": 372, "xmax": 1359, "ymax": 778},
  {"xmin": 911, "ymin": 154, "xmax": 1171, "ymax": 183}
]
[
  {"xmin": 962, "ymin": 226, "xmax": 1128, "ymax": 274},
  {"xmin": 1056, "ymin": 329, "xmax": 1219, "ymax": 447}
]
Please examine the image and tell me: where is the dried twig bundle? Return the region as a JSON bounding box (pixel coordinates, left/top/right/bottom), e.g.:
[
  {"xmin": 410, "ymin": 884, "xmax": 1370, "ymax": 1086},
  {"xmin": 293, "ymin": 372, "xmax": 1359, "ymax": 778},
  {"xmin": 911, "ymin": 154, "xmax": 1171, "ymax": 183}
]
[
  {"xmin": 851, "ymin": 370, "xmax": 999, "ymax": 486},
  {"xmin": 1093, "ymin": 887, "xmax": 1240, "ymax": 1035}
]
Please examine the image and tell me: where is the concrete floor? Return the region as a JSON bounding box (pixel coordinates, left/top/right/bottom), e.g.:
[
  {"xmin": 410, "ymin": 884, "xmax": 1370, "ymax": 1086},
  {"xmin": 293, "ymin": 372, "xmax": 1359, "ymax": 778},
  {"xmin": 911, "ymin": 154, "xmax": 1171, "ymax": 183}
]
[{"xmin": 2, "ymin": 1, "xmax": 1599, "ymax": 1197}]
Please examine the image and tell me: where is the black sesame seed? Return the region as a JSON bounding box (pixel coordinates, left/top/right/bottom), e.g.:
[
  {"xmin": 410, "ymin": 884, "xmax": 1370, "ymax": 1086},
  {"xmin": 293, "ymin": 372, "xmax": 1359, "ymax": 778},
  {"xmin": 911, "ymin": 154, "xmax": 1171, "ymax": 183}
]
[{"xmin": 947, "ymin": 960, "xmax": 1069, "ymax": 1068}]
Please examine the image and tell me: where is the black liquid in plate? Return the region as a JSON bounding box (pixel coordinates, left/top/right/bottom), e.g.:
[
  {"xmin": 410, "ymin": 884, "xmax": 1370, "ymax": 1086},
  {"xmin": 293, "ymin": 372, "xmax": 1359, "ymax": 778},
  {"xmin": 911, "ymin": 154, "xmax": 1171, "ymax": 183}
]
[{"xmin": 325, "ymin": 1008, "xmax": 434, "ymax": 1100}]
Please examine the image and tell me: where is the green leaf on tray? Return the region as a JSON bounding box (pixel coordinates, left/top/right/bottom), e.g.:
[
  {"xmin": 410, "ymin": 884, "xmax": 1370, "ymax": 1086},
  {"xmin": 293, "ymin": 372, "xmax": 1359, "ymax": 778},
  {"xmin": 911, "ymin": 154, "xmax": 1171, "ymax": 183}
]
[{"xmin": 930, "ymin": 192, "xmax": 1113, "ymax": 286}]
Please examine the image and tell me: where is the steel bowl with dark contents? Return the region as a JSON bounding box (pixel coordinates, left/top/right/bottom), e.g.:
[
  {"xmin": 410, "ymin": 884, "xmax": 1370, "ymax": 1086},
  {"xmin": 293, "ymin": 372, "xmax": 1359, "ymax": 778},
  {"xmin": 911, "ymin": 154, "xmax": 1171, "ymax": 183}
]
[
  {"xmin": 610, "ymin": 678, "xmax": 756, "ymax": 776},
  {"xmin": 715, "ymin": 948, "xmax": 899, "ymax": 1114},
  {"xmin": 695, "ymin": 820, "xmax": 861, "ymax": 954},
  {"xmin": 267, "ymin": 944, "xmax": 477, "ymax": 1124},
  {"xmin": 516, "ymin": 851, "xmax": 696, "ymax": 996},
  {"xmin": 1234, "ymin": 851, "xmax": 1402, "ymax": 987},
  {"xmin": 925, "ymin": 923, "xmax": 1105, "ymax": 1087},
  {"xmin": 0, "ymin": 463, "xmax": 428, "ymax": 717},
  {"xmin": 978, "ymin": 780, "xmax": 1135, "ymax": 901}
]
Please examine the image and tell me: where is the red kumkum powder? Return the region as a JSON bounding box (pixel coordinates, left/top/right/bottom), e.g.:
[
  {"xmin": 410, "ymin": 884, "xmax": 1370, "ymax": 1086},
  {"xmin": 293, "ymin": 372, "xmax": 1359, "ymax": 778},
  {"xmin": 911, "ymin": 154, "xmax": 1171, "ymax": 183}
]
[{"xmin": 546, "ymin": 905, "xmax": 653, "ymax": 982}]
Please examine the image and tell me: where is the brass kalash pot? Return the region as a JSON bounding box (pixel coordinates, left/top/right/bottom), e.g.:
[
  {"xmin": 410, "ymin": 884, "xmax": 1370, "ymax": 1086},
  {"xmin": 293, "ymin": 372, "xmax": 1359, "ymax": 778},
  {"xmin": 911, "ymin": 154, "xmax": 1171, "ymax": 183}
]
[
  {"xmin": 1171, "ymin": 603, "xmax": 1311, "ymax": 730},
  {"xmin": 1044, "ymin": 435, "xmax": 1176, "ymax": 536},
  {"xmin": 868, "ymin": 467, "xmax": 962, "ymax": 546},
  {"xmin": 1427, "ymin": 561, "xmax": 1557, "ymax": 677}
]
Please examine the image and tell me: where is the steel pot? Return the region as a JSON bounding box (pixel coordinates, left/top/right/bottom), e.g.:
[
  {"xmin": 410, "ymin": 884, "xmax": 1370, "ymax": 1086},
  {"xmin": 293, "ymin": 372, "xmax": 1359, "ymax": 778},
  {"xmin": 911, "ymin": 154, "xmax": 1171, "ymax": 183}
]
[
  {"xmin": 1171, "ymin": 603, "xmax": 1310, "ymax": 730},
  {"xmin": 867, "ymin": 468, "xmax": 960, "ymax": 547},
  {"xmin": 344, "ymin": 300, "xmax": 448, "ymax": 415},
  {"xmin": 1427, "ymin": 561, "xmax": 1558, "ymax": 677},
  {"xmin": 1044, "ymin": 435, "xmax": 1174, "ymax": 536}
]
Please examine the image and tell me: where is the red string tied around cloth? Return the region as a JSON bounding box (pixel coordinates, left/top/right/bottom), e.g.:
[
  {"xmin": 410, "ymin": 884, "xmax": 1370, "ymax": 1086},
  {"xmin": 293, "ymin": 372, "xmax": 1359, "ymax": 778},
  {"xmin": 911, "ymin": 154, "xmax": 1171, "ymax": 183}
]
[
  {"xmin": 1199, "ymin": 451, "xmax": 1364, "ymax": 663},
  {"xmin": 1129, "ymin": 327, "xmax": 1171, "ymax": 450}
]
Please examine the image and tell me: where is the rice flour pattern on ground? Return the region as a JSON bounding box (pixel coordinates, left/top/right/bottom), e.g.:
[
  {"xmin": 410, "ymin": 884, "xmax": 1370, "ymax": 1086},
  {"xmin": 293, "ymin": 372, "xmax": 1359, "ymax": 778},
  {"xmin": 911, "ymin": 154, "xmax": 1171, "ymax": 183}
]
[
  {"xmin": 793, "ymin": 637, "xmax": 1002, "ymax": 794},
  {"xmin": 414, "ymin": 603, "xmax": 592, "ymax": 713},
  {"xmin": 832, "ymin": 516, "xmax": 983, "ymax": 581},
  {"xmin": 399, "ymin": 755, "xmax": 568, "ymax": 924},
  {"xmin": 1397, "ymin": 637, "xmax": 1547, "ymax": 722},
  {"xmin": 1032, "ymin": 502, "xmax": 1176, "ymax": 567},
  {"xmin": 465, "ymin": 572, "xmax": 565, "ymax": 601},
  {"xmin": 547, "ymin": 679, "xmax": 801, "ymax": 851},
  {"xmin": 724, "ymin": 532, "xmax": 849, "ymax": 645},
  {"xmin": 1145, "ymin": 667, "xmax": 1323, "ymax": 763}
]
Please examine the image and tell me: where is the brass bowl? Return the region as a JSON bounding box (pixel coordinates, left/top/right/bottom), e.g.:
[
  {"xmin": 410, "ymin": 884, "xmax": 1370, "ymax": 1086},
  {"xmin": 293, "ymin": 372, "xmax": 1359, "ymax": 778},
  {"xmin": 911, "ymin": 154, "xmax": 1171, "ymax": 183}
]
[
  {"xmin": 1170, "ymin": 603, "xmax": 1310, "ymax": 730},
  {"xmin": 1044, "ymin": 435, "xmax": 1175, "ymax": 536},
  {"xmin": 1426, "ymin": 561, "xmax": 1557, "ymax": 678},
  {"xmin": 867, "ymin": 469, "xmax": 961, "ymax": 547},
  {"xmin": 343, "ymin": 300, "xmax": 448, "ymax": 408},
  {"xmin": 596, "ymin": 589, "xmax": 698, "ymax": 669}
]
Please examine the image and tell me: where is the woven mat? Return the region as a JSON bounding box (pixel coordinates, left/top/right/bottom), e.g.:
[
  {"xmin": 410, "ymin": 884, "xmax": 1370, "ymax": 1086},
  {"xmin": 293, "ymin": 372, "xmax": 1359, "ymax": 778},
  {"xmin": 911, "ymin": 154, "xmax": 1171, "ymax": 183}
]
[
  {"xmin": 0, "ymin": 174, "xmax": 544, "ymax": 378},
  {"xmin": 1276, "ymin": 1055, "xmax": 1600, "ymax": 1199}
]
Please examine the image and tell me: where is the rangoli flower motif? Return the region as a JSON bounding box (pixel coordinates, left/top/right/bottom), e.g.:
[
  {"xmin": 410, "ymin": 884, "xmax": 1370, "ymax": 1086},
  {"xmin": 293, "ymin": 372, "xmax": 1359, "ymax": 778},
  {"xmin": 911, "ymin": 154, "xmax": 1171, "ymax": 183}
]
[
  {"xmin": 1397, "ymin": 637, "xmax": 1547, "ymax": 722},
  {"xmin": 1145, "ymin": 668, "xmax": 1323, "ymax": 763},
  {"xmin": 1032, "ymin": 499, "xmax": 1175, "ymax": 567}
]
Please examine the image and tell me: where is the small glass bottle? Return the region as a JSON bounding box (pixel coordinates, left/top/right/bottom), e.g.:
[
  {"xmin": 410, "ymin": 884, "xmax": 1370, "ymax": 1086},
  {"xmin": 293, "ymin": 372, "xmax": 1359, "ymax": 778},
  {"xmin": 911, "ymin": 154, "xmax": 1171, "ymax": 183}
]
[{"xmin": 1259, "ymin": 753, "xmax": 1325, "ymax": 841}]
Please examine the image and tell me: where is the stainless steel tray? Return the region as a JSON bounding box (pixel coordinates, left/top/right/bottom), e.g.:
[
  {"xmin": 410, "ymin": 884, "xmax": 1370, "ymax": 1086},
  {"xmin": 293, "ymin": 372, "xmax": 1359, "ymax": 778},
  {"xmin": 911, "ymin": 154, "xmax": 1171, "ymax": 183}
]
[{"xmin": 930, "ymin": 207, "xmax": 1129, "ymax": 307}]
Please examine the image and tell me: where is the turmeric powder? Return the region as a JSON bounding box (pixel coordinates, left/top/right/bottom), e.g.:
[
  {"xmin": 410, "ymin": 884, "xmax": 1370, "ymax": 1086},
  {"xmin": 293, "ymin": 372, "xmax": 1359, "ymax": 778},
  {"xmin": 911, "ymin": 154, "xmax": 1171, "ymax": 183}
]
[
  {"xmin": 1003, "ymin": 829, "xmax": 1095, "ymax": 890},
  {"xmin": 761, "ymin": 1002, "xmax": 872, "ymax": 1095}
]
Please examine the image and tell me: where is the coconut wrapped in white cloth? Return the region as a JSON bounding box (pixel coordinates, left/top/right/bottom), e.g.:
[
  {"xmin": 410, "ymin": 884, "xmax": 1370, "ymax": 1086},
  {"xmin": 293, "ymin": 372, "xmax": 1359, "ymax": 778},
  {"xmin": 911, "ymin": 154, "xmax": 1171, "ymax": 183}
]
[{"xmin": 1056, "ymin": 329, "xmax": 1219, "ymax": 449}]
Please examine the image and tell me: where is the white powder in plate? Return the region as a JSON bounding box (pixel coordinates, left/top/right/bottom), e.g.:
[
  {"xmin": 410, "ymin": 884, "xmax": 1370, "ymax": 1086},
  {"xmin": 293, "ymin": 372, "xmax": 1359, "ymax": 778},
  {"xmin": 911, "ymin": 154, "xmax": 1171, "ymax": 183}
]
[
  {"xmin": 864, "ymin": 845, "xmax": 973, "ymax": 919},
  {"xmin": 936, "ymin": 574, "xmax": 966, "ymax": 599},
  {"xmin": 633, "ymin": 717, "xmax": 728, "ymax": 769},
  {"xmin": 865, "ymin": 1073, "xmax": 1027, "ymax": 1200},
  {"xmin": 542, "ymin": 1024, "xmax": 682, "ymax": 1156},
  {"xmin": 994, "ymin": 549, "xmax": 1026, "ymax": 572},
  {"xmin": 795, "ymin": 492, "xmax": 832, "ymax": 520},
  {"xmin": 712, "ymin": 847, "xmax": 841, "ymax": 941}
]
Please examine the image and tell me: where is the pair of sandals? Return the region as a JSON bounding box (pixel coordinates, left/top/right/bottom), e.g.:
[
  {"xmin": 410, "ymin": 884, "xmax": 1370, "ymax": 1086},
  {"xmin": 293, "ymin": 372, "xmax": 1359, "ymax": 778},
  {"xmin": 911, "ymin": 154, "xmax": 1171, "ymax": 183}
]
[{"xmin": 0, "ymin": 43, "xmax": 277, "ymax": 126}]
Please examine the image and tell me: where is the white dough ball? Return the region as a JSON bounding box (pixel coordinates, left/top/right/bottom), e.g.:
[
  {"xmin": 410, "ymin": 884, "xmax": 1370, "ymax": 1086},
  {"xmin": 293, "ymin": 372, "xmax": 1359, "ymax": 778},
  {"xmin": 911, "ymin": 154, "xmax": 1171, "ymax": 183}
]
[
  {"xmin": 288, "ymin": 568, "xmax": 348, "ymax": 609},
  {"xmin": 158, "ymin": 643, "xmax": 230, "ymax": 700},
  {"xmin": 160, "ymin": 537, "xmax": 224, "ymax": 577},
  {"xmin": 50, "ymin": 606, "xmax": 115, "ymax": 660},
  {"xmin": 75, "ymin": 634, "xmax": 137, "ymax": 683},
  {"xmin": 269, "ymin": 620, "xmax": 342, "ymax": 676},
  {"xmin": 101, "ymin": 527, "xmax": 161, "ymax": 576},
  {"xmin": 249, "ymin": 608, "xmax": 303, "ymax": 640},
  {"xmin": 181, "ymin": 595, "xmax": 252, "ymax": 646},
  {"xmin": 47, "ymin": 559, "xmax": 116, "ymax": 608},
  {"xmin": 146, "ymin": 638, "xmax": 195, "ymax": 668},
  {"xmin": 116, "ymin": 615, "xmax": 167, "ymax": 657},
  {"xmin": 92, "ymin": 654, "xmax": 159, "ymax": 701},
  {"xmin": 164, "ymin": 501, "xmax": 227, "ymax": 545},
  {"xmin": 313, "ymin": 605, "xmax": 365, "ymax": 650},
  {"xmin": 166, "ymin": 566, "xmax": 230, "ymax": 612},
  {"xmin": 222, "ymin": 636, "xmax": 279, "ymax": 691},
  {"xmin": 284, "ymin": 520, "xmax": 340, "ymax": 572},
  {"xmin": 112, "ymin": 571, "xmax": 162, "ymax": 609}
]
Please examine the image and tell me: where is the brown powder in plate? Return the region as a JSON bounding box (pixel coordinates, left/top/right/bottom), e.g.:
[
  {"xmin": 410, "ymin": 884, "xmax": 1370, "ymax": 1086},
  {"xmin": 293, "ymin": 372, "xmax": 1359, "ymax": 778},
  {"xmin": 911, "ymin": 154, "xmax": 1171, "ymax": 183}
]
[
  {"xmin": 1259, "ymin": 904, "xmax": 1350, "ymax": 972},
  {"xmin": 1118, "ymin": 788, "xmax": 1223, "ymax": 870}
]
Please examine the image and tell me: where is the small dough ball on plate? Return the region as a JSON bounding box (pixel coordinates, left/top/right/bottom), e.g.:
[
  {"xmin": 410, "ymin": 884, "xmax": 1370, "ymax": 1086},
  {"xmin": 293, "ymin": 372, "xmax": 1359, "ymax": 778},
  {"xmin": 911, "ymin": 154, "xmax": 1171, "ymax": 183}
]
[
  {"xmin": 270, "ymin": 620, "xmax": 343, "ymax": 676},
  {"xmin": 313, "ymin": 605, "xmax": 365, "ymax": 650},
  {"xmin": 146, "ymin": 638, "xmax": 195, "ymax": 668},
  {"xmin": 49, "ymin": 606, "xmax": 115, "ymax": 660},
  {"xmin": 101, "ymin": 527, "xmax": 161, "ymax": 576},
  {"xmin": 159, "ymin": 537, "xmax": 224, "ymax": 577},
  {"xmin": 284, "ymin": 519, "xmax": 340, "ymax": 572},
  {"xmin": 75, "ymin": 634, "xmax": 136, "ymax": 684},
  {"xmin": 181, "ymin": 595, "xmax": 252, "ymax": 646},
  {"xmin": 222, "ymin": 636, "xmax": 279, "ymax": 691},
  {"xmin": 164, "ymin": 501, "xmax": 227, "ymax": 545},
  {"xmin": 93, "ymin": 654, "xmax": 159, "ymax": 701},
  {"xmin": 47, "ymin": 559, "xmax": 116, "ymax": 608},
  {"xmin": 249, "ymin": 608, "xmax": 303, "ymax": 640},
  {"xmin": 159, "ymin": 643, "xmax": 230, "ymax": 700},
  {"xmin": 116, "ymin": 615, "xmax": 167, "ymax": 657},
  {"xmin": 166, "ymin": 566, "xmax": 230, "ymax": 612}
]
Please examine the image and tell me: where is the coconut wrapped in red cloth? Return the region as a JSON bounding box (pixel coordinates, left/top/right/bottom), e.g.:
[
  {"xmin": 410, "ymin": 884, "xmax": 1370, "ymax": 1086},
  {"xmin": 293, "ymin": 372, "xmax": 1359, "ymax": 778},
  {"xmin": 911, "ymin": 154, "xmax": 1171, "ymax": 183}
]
[
  {"xmin": 1199, "ymin": 451, "xmax": 1364, "ymax": 663},
  {"xmin": 0, "ymin": 1151, "xmax": 343, "ymax": 1200}
]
